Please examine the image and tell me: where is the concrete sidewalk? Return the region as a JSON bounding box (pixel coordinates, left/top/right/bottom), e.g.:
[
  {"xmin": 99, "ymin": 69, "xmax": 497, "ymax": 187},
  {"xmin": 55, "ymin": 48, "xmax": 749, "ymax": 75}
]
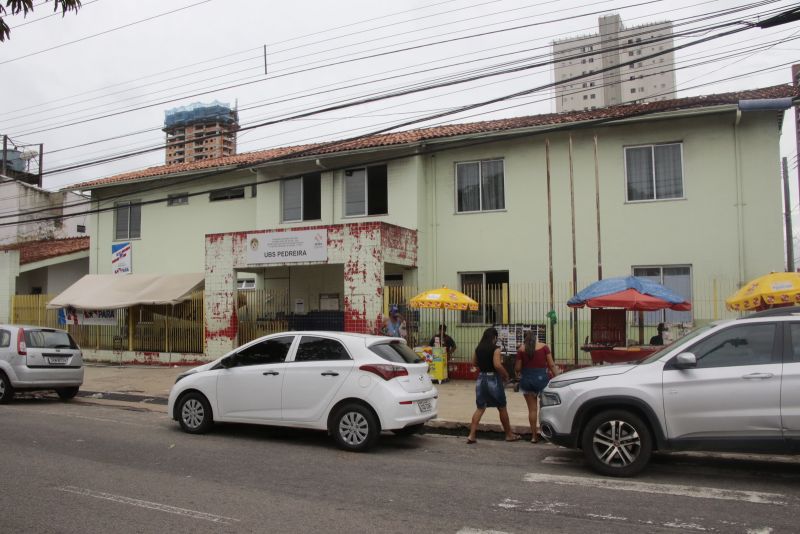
[{"xmin": 79, "ymin": 364, "xmax": 536, "ymax": 437}]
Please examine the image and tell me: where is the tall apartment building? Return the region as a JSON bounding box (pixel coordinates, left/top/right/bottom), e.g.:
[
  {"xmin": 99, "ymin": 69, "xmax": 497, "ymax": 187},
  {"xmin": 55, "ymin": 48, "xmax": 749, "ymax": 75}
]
[
  {"xmin": 553, "ymin": 14, "xmax": 676, "ymax": 112},
  {"xmin": 163, "ymin": 101, "xmax": 239, "ymax": 165}
]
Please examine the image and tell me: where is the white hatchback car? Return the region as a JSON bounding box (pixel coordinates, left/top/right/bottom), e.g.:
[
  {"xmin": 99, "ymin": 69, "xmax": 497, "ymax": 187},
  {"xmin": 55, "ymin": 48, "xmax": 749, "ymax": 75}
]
[
  {"xmin": 0, "ymin": 325, "xmax": 84, "ymax": 403},
  {"xmin": 168, "ymin": 332, "xmax": 438, "ymax": 451}
]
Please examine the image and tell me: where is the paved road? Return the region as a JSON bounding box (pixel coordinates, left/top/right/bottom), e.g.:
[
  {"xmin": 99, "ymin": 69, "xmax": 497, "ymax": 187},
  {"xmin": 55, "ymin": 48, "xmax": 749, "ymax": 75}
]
[{"xmin": 1, "ymin": 398, "xmax": 799, "ymax": 533}]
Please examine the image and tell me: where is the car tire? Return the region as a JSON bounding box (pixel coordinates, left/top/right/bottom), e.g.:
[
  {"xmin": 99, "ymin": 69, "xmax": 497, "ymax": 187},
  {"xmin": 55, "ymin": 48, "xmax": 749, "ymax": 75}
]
[
  {"xmin": 331, "ymin": 403, "xmax": 380, "ymax": 452},
  {"xmin": 392, "ymin": 423, "xmax": 424, "ymax": 437},
  {"xmin": 56, "ymin": 387, "xmax": 79, "ymax": 401},
  {"xmin": 0, "ymin": 372, "xmax": 14, "ymax": 404},
  {"xmin": 581, "ymin": 409, "xmax": 652, "ymax": 477},
  {"xmin": 177, "ymin": 392, "xmax": 213, "ymax": 434}
]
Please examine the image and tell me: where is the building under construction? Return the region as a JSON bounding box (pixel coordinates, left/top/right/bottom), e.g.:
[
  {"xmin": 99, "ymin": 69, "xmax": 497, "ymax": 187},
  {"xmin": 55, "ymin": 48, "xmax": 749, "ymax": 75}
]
[{"xmin": 163, "ymin": 101, "xmax": 239, "ymax": 165}]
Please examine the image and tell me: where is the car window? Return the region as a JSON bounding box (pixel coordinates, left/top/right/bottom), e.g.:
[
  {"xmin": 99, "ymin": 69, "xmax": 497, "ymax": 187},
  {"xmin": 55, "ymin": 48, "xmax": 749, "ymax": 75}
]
[
  {"xmin": 788, "ymin": 323, "xmax": 800, "ymax": 362},
  {"xmin": 687, "ymin": 323, "xmax": 776, "ymax": 369},
  {"xmin": 294, "ymin": 336, "xmax": 351, "ymax": 362},
  {"xmin": 24, "ymin": 329, "xmax": 77, "ymax": 349},
  {"xmin": 0, "ymin": 330, "xmax": 10, "ymax": 348},
  {"xmin": 369, "ymin": 341, "xmax": 423, "ymax": 363},
  {"xmin": 234, "ymin": 336, "xmax": 293, "ymax": 367}
]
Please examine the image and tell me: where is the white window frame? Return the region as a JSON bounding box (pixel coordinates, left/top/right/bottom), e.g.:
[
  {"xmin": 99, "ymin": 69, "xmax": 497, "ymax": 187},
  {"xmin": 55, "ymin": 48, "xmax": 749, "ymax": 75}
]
[
  {"xmin": 623, "ymin": 142, "xmax": 685, "ymax": 203},
  {"xmin": 343, "ymin": 165, "xmax": 387, "ymax": 218},
  {"xmin": 114, "ymin": 200, "xmax": 141, "ymax": 241},
  {"xmin": 631, "ymin": 265, "xmax": 693, "ymax": 325},
  {"xmin": 455, "ymin": 158, "xmax": 506, "ymax": 214},
  {"xmin": 282, "ymin": 177, "xmax": 304, "ymax": 223},
  {"xmin": 167, "ymin": 193, "xmax": 189, "ymax": 207}
]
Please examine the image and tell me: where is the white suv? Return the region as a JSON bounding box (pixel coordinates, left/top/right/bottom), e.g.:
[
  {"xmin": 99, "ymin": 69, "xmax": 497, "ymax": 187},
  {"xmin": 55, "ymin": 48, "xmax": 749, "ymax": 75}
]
[
  {"xmin": 0, "ymin": 325, "xmax": 84, "ymax": 403},
  {"xmin": 539, "ymin": 308, "xmax": 800, "ymax": 477}
]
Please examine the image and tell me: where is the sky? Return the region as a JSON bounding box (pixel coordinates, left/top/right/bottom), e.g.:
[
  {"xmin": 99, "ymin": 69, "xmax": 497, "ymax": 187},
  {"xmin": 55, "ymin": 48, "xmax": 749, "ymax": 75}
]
[{"xmin": 1, "ymin": 0, "xmax": 799, "ymax": 201}]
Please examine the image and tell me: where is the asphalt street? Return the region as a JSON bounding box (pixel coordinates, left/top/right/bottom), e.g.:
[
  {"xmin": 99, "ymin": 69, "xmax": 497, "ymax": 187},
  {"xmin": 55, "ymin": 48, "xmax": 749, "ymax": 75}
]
[{"xmin": 1, "ymin": 397, "xmax": 799, "ymax": 533}]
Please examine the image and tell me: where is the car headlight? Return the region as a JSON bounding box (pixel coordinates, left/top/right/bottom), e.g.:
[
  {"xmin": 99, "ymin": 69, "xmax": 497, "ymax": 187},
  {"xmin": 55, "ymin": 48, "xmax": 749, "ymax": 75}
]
[
  {"xmin": 174, "ymin": 372, "xmax": 194, "ymax": 384},
  {"xmin": 548, "ymin": 376, "xmax": 598, "ymax": 388},
  {"xmin": 540, "ymin": 391, "xmax": 561, "ymax": 407}
]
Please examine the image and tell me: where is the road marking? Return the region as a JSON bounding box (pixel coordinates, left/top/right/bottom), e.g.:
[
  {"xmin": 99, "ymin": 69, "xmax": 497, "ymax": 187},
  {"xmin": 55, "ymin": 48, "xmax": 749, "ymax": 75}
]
[
  {"xmin": 541, "ymin": 456, "xmax": 579, "ymax": 465},
  {"xmin": 523, "ymin": 473, "xmax": 788, "ymax": 505},
  {"xmin": 457, "ymin": 529, "xmax": 510, "ymax": 534},
  {"xmin": 56, "ymin": 486, "xmax": 239, "ymax": 524}
]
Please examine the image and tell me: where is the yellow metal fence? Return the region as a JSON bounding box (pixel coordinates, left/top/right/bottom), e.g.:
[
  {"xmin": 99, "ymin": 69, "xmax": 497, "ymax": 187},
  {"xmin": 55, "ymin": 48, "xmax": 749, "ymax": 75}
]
[
  {"xmin": 12, "ymin": 293, "xmax": 205, "ymax": 354},
  {"xmin": 12, "ymin": 278, "xmax": 741, "ymax": 361}
]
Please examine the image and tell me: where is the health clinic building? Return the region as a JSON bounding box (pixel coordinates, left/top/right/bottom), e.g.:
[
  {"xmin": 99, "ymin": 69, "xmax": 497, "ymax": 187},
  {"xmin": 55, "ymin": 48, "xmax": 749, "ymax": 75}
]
[{"xmin": 68, "ymin": 85, "xmax": 796, "ymax": 359}]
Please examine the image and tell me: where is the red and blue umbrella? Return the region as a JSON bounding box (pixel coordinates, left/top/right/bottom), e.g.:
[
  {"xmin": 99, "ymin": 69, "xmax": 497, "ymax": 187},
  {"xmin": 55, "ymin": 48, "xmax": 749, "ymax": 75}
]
[{"xmin": 568, "ymin": 276, "xmax": 691, "ymax": 311}]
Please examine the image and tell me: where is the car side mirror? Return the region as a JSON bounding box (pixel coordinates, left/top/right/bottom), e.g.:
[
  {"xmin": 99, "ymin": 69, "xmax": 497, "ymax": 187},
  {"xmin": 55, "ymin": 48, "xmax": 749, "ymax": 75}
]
[{"xmin": 674, "ymin": 352, "xmax": 697, "ymax": 369}]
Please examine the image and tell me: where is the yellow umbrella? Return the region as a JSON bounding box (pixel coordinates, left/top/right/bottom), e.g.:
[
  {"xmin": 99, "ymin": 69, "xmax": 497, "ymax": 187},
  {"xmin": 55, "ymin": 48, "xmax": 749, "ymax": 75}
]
[
  {"xmin": 409, "ymin": 286, "xmax": 479, "ymax": 311},
  {"xmin": 725, "ymin": 272, "xmax": 800, "ymax": 311}
]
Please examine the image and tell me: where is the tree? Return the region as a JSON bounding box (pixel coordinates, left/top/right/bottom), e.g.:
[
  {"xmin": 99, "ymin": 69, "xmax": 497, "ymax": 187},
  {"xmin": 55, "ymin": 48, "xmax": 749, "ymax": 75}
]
[{"xmin": 0, "ymin": 0, "xmax": 82, "ymax": 42}]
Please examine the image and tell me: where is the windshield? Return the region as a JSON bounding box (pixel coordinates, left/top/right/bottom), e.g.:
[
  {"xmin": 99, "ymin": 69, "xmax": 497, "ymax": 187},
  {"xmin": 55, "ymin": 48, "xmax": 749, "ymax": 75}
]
[
  {"xmin": 637, "ymin": 324, "xmax": 714, "ymax": 365},
  {"xmin": 24, "ymin": 329, "xmax": 78, "ymax": 349},
  {"xmin": 369, "ymin": 341, "xmax": 423, "ymax": 364}
]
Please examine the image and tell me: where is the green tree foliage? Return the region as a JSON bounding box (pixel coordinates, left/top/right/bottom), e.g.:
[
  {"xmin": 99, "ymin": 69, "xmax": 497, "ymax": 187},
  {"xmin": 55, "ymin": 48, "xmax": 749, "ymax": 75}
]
[{"xmin": 1, "ymin": 0, "xmax": 82, "ymax": 42}]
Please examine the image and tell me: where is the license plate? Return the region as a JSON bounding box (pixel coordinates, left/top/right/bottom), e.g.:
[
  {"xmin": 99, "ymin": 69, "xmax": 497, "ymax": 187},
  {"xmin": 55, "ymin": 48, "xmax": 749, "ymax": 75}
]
[
  {"xmin": 418, "ymin": 399, "xmax": 432, "ymax": 413},
  {"xmin": 47, "ymin": 357, "xmax": 68, "ymax": 365}
]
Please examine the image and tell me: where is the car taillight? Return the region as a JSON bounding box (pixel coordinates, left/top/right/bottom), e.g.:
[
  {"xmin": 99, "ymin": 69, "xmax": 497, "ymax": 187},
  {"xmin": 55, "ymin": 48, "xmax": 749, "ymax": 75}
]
[
  {"xmin": 17, "ymin": 329, "xmax": 26, "ymax": 356},
  {"xmin": 359, "ymin": 364, "xmax": 408, "ymax": 380}
]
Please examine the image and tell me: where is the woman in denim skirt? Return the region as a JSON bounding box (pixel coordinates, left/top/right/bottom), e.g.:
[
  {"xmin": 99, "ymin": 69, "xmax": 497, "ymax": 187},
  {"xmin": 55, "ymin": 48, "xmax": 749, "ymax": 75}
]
[
  {"xmin": 466, "ymin": 327, "xmax": 521, "ymax": 444},
  {"xmin": 514, "ymin": 330, "xmax": 560, "ymax": 442}
]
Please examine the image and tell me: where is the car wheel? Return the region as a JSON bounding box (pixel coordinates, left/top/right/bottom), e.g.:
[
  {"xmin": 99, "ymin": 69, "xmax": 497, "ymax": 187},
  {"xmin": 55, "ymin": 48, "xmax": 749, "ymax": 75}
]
[
  {"xmin": 177, "ymin": 392, "xmax": 213, "ymax": 434},
  {"xmin": 56, "ymin": 387, "xmax": 79, "ymax": 401},
  {"xmin": 392, "ymin": 423, "xmax": 424, "ymax": 437},
  {"xmin": 0, "ymin": 372, "xmax": 13, "ymax": 404},
  {"xmin": 581, "ymin": 410, "xmax": 652, "ymax": 477},
  {"xmin": 331, "ymin": 403, "xmax": 380, "ymax": 452}
]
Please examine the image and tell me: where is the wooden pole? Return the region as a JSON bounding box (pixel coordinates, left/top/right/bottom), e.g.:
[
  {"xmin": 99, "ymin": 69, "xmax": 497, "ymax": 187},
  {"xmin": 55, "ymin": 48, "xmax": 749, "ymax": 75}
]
[
  {"xmin": 568, "ymin": 135, "xmax": 579, "ymax": 365},
  {"xmin": 545, "ymin": 139, "xmax": 555, "ymax": 353},
  {"xmin": 593, "ymin": 135, "xmax": 603, "ymax": 280}
]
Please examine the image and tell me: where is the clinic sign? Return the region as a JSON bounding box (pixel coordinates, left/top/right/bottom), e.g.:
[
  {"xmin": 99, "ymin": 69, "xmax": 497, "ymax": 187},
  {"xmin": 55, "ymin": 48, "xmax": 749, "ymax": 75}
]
[{"xmin": 246, "ymin": 229, "xmax": 328, "ymax": 265}]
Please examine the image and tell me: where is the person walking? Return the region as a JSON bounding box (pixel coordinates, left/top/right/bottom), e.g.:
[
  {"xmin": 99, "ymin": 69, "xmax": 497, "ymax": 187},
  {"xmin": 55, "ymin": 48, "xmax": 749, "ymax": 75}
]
[
  {"xmin": 514, "ymin": 330, "xmax": 560, "ymax": 443},
  {"xmin": 466, "ymin": 327, "xmax": 521, "ymax": 444}
]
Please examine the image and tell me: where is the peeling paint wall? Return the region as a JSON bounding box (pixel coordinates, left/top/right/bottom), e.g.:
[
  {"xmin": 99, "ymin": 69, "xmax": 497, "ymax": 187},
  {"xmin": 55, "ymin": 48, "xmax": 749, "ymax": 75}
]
[{"xmin": 204, "ymin": 222, "xmax": 417, "ymax": 358}]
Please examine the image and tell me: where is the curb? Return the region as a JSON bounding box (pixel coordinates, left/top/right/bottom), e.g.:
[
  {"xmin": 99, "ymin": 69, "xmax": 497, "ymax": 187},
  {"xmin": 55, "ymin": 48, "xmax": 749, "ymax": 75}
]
[{"xmin": 75, "ymin": 391, "xmax": 533, "ymax": 438}]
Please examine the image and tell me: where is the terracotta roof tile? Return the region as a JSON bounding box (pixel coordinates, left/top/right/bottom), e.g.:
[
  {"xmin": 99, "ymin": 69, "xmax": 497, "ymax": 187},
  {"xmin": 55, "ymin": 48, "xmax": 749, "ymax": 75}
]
[
  {"xmin": 0, "ymin": 237, "xmax": 90, "ymax": 265},
  {"xmin": 71, "ymin": 84, "xmax": 797, "ymax": 190}
]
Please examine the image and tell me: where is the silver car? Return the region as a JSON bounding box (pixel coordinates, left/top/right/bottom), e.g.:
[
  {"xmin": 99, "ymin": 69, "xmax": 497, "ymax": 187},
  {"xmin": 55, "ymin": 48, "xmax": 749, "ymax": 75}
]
[
  {"xmin": 539, "ymin": 307, "xmax": 800, "ymax": 477},
  {"xmin": 0, "ymin": 325, "xmax": 84, "ymax": 403}
]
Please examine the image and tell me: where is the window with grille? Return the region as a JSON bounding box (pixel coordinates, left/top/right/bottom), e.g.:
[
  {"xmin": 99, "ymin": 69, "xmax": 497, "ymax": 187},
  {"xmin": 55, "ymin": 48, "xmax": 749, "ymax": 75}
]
[
  {"xmin": 632, "ymin": 265, "xmax": 692, "ymax": 324},
  {"xmin": 209, "ymin": 187, "xmax": 245, "ymax": 202},
  {"xmin": 460, "ymin": 271, "xmax": 509, "ymax": 324}
]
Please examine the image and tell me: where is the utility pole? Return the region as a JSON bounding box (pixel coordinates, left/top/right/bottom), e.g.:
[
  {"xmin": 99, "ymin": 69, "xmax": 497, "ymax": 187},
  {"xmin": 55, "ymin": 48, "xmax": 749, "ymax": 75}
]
[{"xmin": 784, "ymin": 157, "xmax": 795, "ymax": 272}]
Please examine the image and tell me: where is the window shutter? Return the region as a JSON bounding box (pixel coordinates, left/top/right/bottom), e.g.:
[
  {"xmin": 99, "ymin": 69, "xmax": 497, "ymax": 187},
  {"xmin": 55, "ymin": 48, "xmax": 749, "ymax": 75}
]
[
  {"xmin": 129, "ymin": 203, "xmax": 141, "ymax": 239},
  {"xmin": 115, "ymin": 203, "xmax": 129, "ymax": 240}
]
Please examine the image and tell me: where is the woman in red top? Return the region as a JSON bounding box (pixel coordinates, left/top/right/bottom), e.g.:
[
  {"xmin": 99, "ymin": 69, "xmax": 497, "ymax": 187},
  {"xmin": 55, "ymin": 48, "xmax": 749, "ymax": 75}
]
[{"xmin": 514, "ymin": 330, "xmax": 560, "ymax": 443}]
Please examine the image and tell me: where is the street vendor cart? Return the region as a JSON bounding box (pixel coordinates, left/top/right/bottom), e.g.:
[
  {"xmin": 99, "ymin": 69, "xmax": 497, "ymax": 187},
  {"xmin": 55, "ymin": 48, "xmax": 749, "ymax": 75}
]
[{"xmin": 568, "ymin": 276, "xmax": 692, "ymax": 365}]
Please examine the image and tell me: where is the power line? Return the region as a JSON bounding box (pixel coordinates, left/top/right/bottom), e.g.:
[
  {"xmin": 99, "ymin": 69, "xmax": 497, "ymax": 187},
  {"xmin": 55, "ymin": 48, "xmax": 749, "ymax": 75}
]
[{"xmin": 0, "ymin": 0, "xmax": 214, "ymax": 66}]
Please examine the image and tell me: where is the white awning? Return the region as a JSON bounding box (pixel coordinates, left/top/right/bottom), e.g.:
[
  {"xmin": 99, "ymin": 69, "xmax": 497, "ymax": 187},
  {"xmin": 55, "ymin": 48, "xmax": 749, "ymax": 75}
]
[{"xmin": 47, "ymin": 273, "xmax": 205, "ymax": 310}]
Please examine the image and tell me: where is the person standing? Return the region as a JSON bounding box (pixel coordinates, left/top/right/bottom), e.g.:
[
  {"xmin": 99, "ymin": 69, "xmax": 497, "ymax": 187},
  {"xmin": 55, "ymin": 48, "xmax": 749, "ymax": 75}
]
[
  {"xmin": 429, "ymin": 323, "xmax": 457, "ymax": 358},
  {"xmin": 649, "ymin": 323, "xmax": 667, "ymax": 345},
  {"xmin": 514, "ymin": 330, "xmax": 560, "ymax": 443},
  {"xmin": 384, "ymin": 305, "xmax": 405, "ymax": 338},
  {"xmin": 466, "ymin": 327, "xmax": 521, "ymax": 444}
]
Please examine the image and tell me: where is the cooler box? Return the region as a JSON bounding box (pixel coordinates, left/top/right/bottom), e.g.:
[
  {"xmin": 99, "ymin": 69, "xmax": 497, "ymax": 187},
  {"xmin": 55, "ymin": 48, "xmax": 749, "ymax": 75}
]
[{"xmin": 413, "ymin": 346, "xmax": 448, "ymax": 383}]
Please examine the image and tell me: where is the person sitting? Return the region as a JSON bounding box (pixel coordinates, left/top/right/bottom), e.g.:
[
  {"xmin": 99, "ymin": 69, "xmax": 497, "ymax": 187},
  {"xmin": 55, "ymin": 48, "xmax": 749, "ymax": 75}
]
[
  {"xmin": 649, "ymin": 323, "xmax": 667, "ymax": 345},
  {"xmin": 429, "ymin": 324, "xmax": 456, "ymax": 357}
]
